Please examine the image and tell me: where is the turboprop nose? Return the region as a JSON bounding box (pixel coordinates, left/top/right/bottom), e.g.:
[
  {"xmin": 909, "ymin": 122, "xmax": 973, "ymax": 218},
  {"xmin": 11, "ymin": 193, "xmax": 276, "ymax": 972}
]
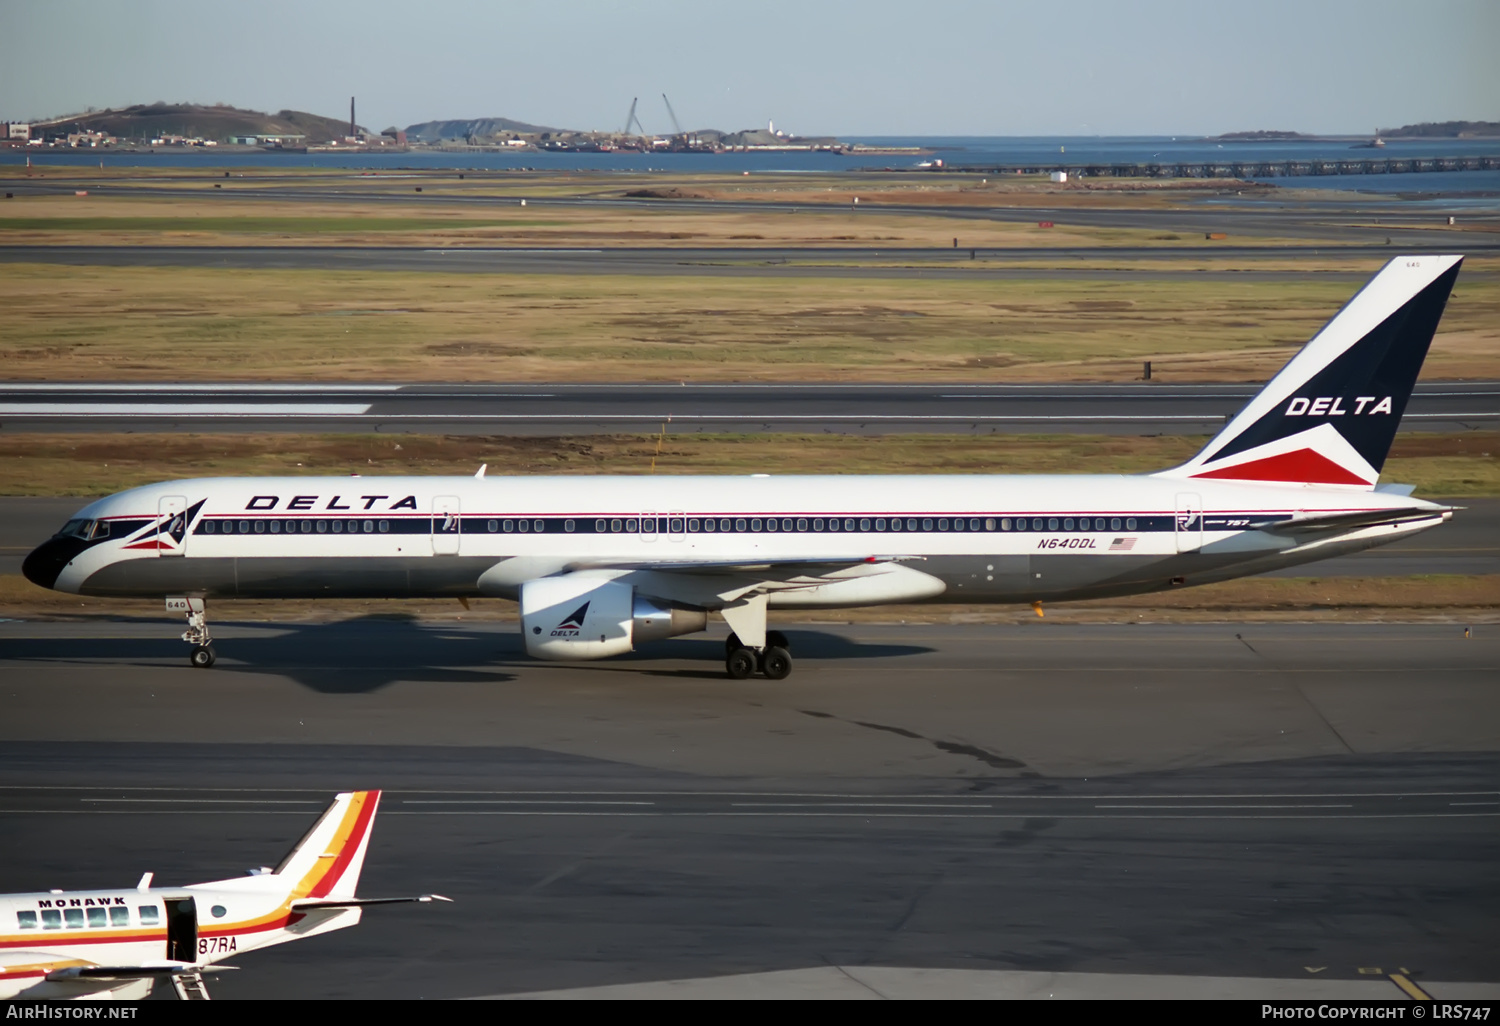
[{"xmin": 22, "ymin": 537, "xmax": 81, "ymax": 590}]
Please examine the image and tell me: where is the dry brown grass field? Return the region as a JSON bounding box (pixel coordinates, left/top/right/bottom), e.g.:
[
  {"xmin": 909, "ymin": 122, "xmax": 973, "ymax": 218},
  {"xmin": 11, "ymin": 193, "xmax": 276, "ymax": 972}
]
[{"xmin": 2, "ymin": 259, "xmax": 1497, "ymax": 383}]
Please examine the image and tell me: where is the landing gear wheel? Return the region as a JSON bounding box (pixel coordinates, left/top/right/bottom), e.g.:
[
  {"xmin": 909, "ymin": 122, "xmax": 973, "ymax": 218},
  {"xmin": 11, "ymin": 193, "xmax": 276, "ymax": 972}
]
[
  {"xmin": 761, "ymin": 646, "xmax": 792, "ymax": 680},
  {"xmin": 189, "ymin": 645, "xmax": 216, "ymax": 669},
  {"xmin": 726, "ymin": 646, "xmax": 757, "ymax": 680},
  {"xmin": 766, "ymin": 630, "xmax": 789, "ymax": 652}
]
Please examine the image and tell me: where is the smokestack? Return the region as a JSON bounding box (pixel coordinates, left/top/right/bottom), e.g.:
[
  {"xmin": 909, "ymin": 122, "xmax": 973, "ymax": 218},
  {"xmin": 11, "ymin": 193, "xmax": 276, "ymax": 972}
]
[{"xmin": 350, "ymin": 96, "xmax": 355, "ymax": 139}]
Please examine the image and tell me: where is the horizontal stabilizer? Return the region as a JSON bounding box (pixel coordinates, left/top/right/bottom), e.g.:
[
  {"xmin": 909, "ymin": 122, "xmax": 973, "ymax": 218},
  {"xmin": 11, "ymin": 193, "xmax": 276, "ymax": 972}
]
[
  {"xmin": 1252, "ymin": 506, "xmax": 1452, "ymax": 535},
  {"xmin": 293, "ymin": 894, "xmax": 452, "ymax": 910}
]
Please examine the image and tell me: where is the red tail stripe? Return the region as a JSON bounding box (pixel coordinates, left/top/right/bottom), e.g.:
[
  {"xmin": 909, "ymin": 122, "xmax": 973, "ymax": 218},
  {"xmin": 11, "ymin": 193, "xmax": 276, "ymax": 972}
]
[{"xmin": 1190, "ymin": 448, "xmax": 1370, "ymax": 486}]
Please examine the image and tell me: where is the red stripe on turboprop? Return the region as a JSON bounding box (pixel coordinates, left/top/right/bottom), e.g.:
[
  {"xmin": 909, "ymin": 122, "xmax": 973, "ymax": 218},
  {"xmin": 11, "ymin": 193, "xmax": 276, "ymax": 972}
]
[
  {"xmin": 1190, "ymin": 448, "xmax": 1371, "ymax": 486},
  {"xmin": 307, "ymin": 792, "xmax": 380, "ymax": 899}
]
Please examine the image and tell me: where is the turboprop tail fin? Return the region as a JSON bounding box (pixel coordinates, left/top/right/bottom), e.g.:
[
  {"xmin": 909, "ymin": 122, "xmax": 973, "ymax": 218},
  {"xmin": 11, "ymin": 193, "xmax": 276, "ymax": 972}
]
[
  {"xmin": 271, "ymin": 790, "xmax": 380, "ymax": 901},
  {"xmin": 1158, "ymin": 254, "xmax": 1462, "ymax": 488}
]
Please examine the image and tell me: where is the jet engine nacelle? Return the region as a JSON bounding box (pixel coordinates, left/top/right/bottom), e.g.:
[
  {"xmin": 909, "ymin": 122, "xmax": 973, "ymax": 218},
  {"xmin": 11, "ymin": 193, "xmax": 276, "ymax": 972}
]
[{"xmin": 520, "ymin": 575, "xmax": 706, "ymax": 660}]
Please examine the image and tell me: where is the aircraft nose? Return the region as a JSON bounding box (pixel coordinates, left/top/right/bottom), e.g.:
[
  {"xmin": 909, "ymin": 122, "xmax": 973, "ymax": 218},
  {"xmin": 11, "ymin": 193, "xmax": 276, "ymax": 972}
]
[{"xmin": 22, "ymin": 537, "xmax": 79, "ymax": 591}]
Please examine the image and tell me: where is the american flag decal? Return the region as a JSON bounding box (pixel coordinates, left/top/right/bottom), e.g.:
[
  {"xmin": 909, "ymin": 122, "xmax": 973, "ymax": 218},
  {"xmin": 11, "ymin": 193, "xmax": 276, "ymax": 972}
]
[{"xmin": 1109, "ymin": 537, "xmax": 1136, "ymax": 551}]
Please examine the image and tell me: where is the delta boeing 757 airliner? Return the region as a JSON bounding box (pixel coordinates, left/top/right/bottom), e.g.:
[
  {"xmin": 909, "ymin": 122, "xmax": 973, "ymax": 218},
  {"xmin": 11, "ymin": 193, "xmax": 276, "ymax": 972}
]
[{"xmin": 23, "ymin": 255, "xmax": 1463, "ymax": 679}]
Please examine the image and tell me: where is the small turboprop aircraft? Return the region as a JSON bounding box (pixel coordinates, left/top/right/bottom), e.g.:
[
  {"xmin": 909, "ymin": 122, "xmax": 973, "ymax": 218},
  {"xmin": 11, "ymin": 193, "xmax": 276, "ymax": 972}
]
[
  {"xmin": 0, "ymin": 791, "xmax": 448, "ymax": 1000},
  {"xmin": 23, "ymin": 255, "xmax": 1464, "ymax": 679}
]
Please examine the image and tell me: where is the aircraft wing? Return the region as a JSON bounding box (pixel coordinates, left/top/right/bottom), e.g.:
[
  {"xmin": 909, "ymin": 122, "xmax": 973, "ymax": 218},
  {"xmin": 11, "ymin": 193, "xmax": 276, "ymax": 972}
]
[
  {"xmin": 1251, "ymin": 506, "xmax": 1453, "ymax": 536},
  {"xmin": 292, "ymin": 894, "xmax": 452, "ymax": 910},
  {"xmin": 566, "ymin": 554, "xmax": 921, "ymax": 577},
  {"xmin": 45, "ymin": 964, "xmax": 235, "ymax": 981}
]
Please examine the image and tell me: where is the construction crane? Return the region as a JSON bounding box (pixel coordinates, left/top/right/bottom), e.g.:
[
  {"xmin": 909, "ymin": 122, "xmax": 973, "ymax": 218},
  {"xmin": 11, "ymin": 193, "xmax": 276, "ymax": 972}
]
[
  {"xmin": 662, "ymin": 93, "xmax": 683, "ymax": 136},
  {"xmin": 622, "ymin": 97, "xmax": 646, "ymax": 137}
]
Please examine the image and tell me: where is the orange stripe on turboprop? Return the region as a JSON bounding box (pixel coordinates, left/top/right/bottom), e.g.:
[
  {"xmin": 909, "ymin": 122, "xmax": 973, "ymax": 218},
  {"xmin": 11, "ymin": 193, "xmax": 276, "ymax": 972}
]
[{"xmin": 1191, "ymin": 448, "xmax": 1370, "ymax": 486}]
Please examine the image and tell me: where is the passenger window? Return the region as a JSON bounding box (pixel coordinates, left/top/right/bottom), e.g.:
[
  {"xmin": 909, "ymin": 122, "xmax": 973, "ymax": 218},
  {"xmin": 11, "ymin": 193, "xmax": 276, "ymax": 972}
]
[
  {"xmin": 534, "ymin": 520, "xmax": 545, "ymax": 533},
  {"xmin": 874, "ymin": 519, "xmax": 885, "ymax": 531},
  {"xmin": 87, "ymin": 907, "xmax": 107, "ymax": 928},
  {"xmin": 1032, "ymin": 518, "xmax": 1043, "ymax": 530},
  {"xmin": 64, "ymin": 908, "xmax": 83, "ymax": 929},
  {"xmin": 379, "ymin": 520, "xmax": 389, "ymax": 533},
  {"xmin": 138, "ymin": 906, "xmax": 160, "ymax": 926},
  {"xmin": 969, "ymin": 519, "xmax": 980, "ymax": 531},
  {"xmin": 1111, "ymin": 518, "xmax": 1121, "ymax": 531},
  {"xmin": 1000, "ymin": 518, "xmax": 1011, "ymax": 530},
  {"xmin": 596, "ymin": 519, "xmax": 606, "ymax": 532},
  {"xmin": 363, "ymin": 520, "xmax": 374, "ymax": 533},
  {"xmin": 781, "ymin": 519, "xmax": 792, "ymax": 532},
  {"xmin": 611, "ymin": 519, "xmax": 622, "ymax": 533},
  {"xmin": 17, "ymin": 910, "xmax": 36, "ymax": 929},
  {"xmin": 254, "ymin": 521, "xmax": 265, "ymax": 534},
  {"xmin": 110, "ymin": 906, "xmax": 130, "ymax": 927},
  {"xmin": 750, "ymin": 519, "xmax": 762, "ymax": 531},
  {"xmin": 1063, "ymin": 518, "xmax": 1074, "ymax": 530},
  {"xmin": 565, "ymin": 520, "xmax": 575, "ymax": 533},
  {"xmin": 844, "ymin": 519, "xmax": 856, "ymax": 531},
  {"xmin": 42, "ymin": 909, "xmax": 61, "ymax": 929},
  {"xmin": 859, "ymin": 518, "xmax": 871, "ymax": 531},
  {"xmin": 938, "ymin": 518, "xmax": 949, "ymax": 530},
  {"xmin": 735, "ymin": 519, "xmax": 747, "ymax": 531},
  {"xmin": 269, "ymin": 521, "xmax": 280, "ymax": 534},
  {"xmin": 238, "ymin": 521, "xmax": 249, "ymax": 533},
  {"xmin": 922, "ymin": 518, "xmax": 933, "ymax": 531},
  {"xmin": 626, "ymin": 519, "xmax": 639, "ymax": 532},
  {"xmin": 301, "ymin": 520, "xmax": 312, "ymax": 533},
  {"xmin": 331, "ymin": 520, "xmax": 342, "ymax": 533},
  {"xmin": 287, "ymin": 520, "xmax": 298, "ymax": 533},
  {"xmin": 891, "ymin": 519, "xmax": 902, "ymax": 531},
  {"xmin": 489, "ymin": 520, "xmax": 499, "ymax": 533},
  {"xmin": 813, "ymin": 519, "xmax": 824, "ymax": 531},
  {"xmin": 766, "ymin": 517, "xmax": 779, "ymax": 532},
  {"xmin": 203, "ymin": 521, "xmax": 216, "ymax": 534},
  {"xmin": 519, "ymin": 520, "xmax": 529, "ymax": 533},
  {"xmin": 703, "ymin": 519, "xmax": 715, "ymax": 532},
  {"xmin": 1126, "ymin": 518, "xmax": 1138, "ymax": 530},
  {"xmin": 688, "ymin": 519, "xmax": 700, "ymax": 532}
]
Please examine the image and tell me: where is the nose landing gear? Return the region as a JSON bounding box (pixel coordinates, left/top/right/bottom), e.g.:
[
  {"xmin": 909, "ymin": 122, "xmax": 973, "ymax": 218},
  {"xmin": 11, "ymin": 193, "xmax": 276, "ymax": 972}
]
[{"xmin": 172, "ymin": 597, "xmax": 215, "ymax": 669}]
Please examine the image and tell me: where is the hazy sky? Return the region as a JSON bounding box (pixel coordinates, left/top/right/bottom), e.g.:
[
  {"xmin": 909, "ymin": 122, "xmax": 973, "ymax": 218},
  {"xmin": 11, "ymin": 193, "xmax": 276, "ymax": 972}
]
[{"xmin": 2, "ymin": 0, "xmax": 1495, "ymax": 136}]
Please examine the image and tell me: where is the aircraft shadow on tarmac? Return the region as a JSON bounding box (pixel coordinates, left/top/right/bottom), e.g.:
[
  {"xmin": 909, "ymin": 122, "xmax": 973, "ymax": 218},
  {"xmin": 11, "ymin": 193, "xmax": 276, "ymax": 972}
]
[{"xmin": 7, "ymin": 617, "xmax": 932, "ymax": 694}]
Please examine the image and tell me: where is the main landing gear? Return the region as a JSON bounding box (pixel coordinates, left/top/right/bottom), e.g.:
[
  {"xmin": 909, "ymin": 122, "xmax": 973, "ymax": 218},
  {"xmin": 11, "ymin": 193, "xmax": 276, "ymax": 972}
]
[
  {"xmin": 725, "ymin": 630, "xmax": 792, "ymax": 681},
  {"xmin": 177, "ymin": 598, "xmax": 215, "ymax": 669}
]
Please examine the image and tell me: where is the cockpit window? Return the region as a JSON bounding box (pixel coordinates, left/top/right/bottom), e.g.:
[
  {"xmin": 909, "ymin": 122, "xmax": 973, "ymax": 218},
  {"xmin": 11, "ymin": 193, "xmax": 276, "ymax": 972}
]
[{"xmin": 58, "ymin": 520, "xmax": 108, "ymax": 541}]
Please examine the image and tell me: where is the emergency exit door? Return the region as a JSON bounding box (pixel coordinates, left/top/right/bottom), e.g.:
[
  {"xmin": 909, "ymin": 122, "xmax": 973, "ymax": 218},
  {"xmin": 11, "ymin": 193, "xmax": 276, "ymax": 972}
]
[{"xmin": 432, "ymin": 496, "xmax": 461, "ymax": 555}]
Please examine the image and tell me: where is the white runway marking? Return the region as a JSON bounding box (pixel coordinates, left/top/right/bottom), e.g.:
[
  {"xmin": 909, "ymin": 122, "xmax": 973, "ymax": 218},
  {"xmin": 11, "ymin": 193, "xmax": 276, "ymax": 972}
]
[{"xmin": 0, "ymin": 403, "xmax": 372, "ymax": 416}]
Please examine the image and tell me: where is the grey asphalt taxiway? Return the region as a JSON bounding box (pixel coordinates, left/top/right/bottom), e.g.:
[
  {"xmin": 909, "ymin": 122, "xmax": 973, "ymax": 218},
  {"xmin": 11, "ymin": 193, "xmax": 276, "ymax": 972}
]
[
  {"xmin": 1, "ymin": 620, "xmax": 1497, "ymax": 998},
  {"xmin": 4, "ymin": 380, "xmax": 1498, "ymax": 434}
]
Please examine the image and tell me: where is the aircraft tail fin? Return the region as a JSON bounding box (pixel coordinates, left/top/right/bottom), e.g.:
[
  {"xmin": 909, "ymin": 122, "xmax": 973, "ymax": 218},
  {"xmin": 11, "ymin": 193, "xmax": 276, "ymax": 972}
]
[
  {"xmin": 1157, "ymin": 255, "xmax": 1462, "ymax": 488},
  {"xmin": 272, "ymin": 790, "xmax": 381, "ymax": 901}
]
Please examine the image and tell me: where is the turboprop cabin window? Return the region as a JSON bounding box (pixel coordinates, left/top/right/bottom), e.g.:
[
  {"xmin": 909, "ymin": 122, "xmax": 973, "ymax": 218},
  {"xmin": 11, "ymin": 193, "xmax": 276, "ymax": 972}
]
[
  {"xmin": 138, "ymin": 905, "xmax": 160, "ymax": 926},
  {"xmin": 64, "ymin": 908, "xmax": 83, "ymax": 928},
  {"xmin": 16, "ymin": 911, "xmax": 36, "ymax": 929},
  {"xmin": 41, "ymin": 909, "xmax": 61, "ymax": 929},
  {"xmin": 109, "ymin": 906, "xmax": 129, "ymax": 926},
  {"xmin": 87, "ymin": 907, "xmax": 106, "ymax": 928}
]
